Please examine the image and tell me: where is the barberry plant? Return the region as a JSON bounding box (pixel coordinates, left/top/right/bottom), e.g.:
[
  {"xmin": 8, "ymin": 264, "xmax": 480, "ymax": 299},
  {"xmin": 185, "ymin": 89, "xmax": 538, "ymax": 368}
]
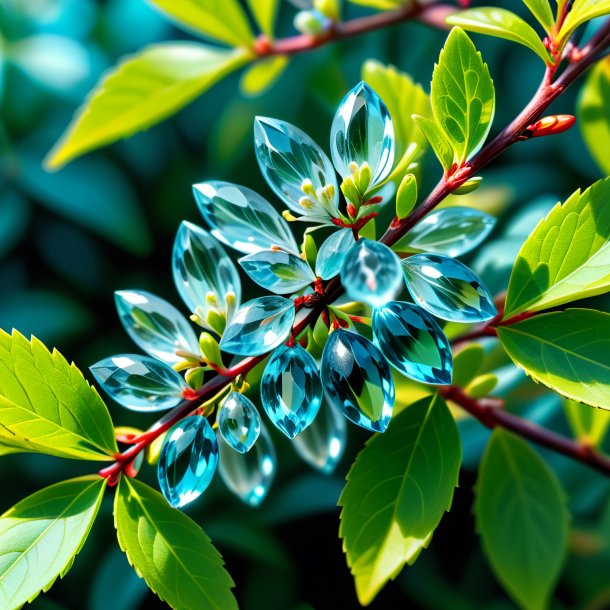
[{"xmin": 3, "ymin": 1, "xmax": 610, "ymax": 609}]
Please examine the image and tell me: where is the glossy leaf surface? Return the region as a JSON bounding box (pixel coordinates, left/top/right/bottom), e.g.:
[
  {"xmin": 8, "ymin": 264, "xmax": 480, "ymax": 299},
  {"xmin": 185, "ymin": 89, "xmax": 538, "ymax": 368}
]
[
  {"xmin": 239, "ymin": 249, "xmax": 315, "ymax": 294},
  {"xmin": 315, "ymin": 229, "xmax": 355, "ymax": 280}
]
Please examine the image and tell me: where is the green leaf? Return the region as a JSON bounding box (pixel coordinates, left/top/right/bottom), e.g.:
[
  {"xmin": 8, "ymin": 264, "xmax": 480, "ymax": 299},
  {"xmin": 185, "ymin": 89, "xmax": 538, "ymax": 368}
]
[
  {"xmin": 147, "ymin": 0, "xmax": 254, "ymax": 47},
  {"xmin": 564, "ymin": 399, "xmax": 610, "ymax": 446},
  {"xmin": 523, "ymin": 0, "xmax": 555, "ymax": 31},
  {"xmin": 431, "ymin": 27, "xmax": 495, "ymax": 165},
  {"xmin": 504, "ymin": 178, "xmax": 610, "ymax": 317},
  {"xmin": 412, "ymin": 115, "xmax": 454, "ymax": 173},
  {"xmin": 348, "ymin": 0, "xmax": 405, "ymax": 9},
  {"xmin": 240, "ymin": 55, "xmax": 289, "ymax": 97},
  {"xmin": 114, "ymin": 477, "xmax": 238, "ymax": 610},
  {"xmin": 46, "ymin": 43, "xmax": 251, "ymax": 169},
  {"xmin": 339, "ymin": 394, "xmax": 461, "ymax": 605},
  {"xmin": 451, "ymin": 343, "xmax": 484, "ymax": 387},
  {"xmin": 0, "ymin": 330, "xmax": 117, "ymax": 460},
  {"xmin": 498, "ymin": 309, "xmax": 610, "ymax": 409},
  {"xmin": 396, "ymin": 174, "xmax": 417, "ymax": 219},
  {"xmin": 0, "ymin": 476, "xmax": 106, "ymax": 609},
  {"xmin": 446, "ymin": 8, "xmax": 550, "ymax": 64},
  {"xmin": 246, "ymin": 0, "xmax": 280, "ymax": 39},
  {"xmin": 558, "ymin": 0, "xmax": 610, "ymax": 46},
  {"xmin": 475, "ymin": 430, "xmax": 569, "ymax": 610},
  {"xmin": 578, "ymin": 58, "xmax": 610, "ymax": 177}
]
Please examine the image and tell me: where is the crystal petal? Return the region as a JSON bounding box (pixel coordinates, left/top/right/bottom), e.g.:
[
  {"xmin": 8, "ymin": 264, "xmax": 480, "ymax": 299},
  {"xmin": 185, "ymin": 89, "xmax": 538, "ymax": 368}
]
[
  {"xmin": 315, "ymin": 229, "xmax": 355, "ymax": 280},
  {"xmin": 218, "ymin": 392, "xmax": 261, "ymax": 453}
]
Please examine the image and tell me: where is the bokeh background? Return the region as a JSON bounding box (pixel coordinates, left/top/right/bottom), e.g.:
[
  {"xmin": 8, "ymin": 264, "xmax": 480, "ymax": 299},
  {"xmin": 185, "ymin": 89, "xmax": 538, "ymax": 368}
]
[{"xmin": 1, "ymin": 1, "xmax": 610, "ymax": 609}]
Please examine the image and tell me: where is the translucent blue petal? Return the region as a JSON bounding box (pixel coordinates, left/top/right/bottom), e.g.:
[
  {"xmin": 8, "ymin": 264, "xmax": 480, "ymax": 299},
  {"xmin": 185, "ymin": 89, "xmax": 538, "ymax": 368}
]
[
  {"xmin": 239, "ymin": 249, "xmax": 316, "ymax": 295},
  {"xmin": 115, "ymin": 290, "xmax": 199, "ymax": 365},
  {"xmin": 330, "ymin": 82, "xmax": 395, "ymax": 186},
  {"xmin": 340, "ymin": 238, "xmax": 404, "ymax": 308},
  {"xmin": 291, "ymin": 401, "xmax": 347, "ymax": 474},
  {"xmin": 193, "ymin": 181, "xmax": 299, "ymax": 254},
  {"xmin": 218, "ymin": 392, "xmax": 261, "ymax": 453},
  {"xmin": 217, "ymin": 422, "xmax": 276, "ymax": 507},
  {"xmin": 254, "ymin": 117, "xmax": 339, "ymax": 220},
  {"xmin": 321, "ymin": 329, "xmax": 395, "ymax": 432},
  {"xmin": 90, "ymin": 354, "xmax": 187, "ymax": 412},
  {"xmin": 315, "ymin": 229, "xmax": 355, "ymax": 280},
  {"xmin": 394, "ymin": 207, "xmax": 496, "ymax": 257},
  {"xmin": 158, "ymin": 415, "xmax": 218, "ymax": 508},
  {"xmin": 219, "ymin": 296, "xmax": 295, "ymax": 356},
  {"xmin": 260, "ymin": 344, "xmax": 322, "ymax": 439},
  {"xmin": 402, "ymin": 254, "xmax": 497, "ymax": 322},
  {"xmin": 373, "ymin": 301, "xmax": 452, "ymax": 385}
]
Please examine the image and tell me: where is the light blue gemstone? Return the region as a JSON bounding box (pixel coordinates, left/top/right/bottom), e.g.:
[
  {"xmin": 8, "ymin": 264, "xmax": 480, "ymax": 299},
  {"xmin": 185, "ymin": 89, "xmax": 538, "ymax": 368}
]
[
  {"xmin": 193, "ymin": 181, "xmax": 299, "ymax": 254},
  {"xmin": 372, "ymin": 301, "xmax": 452, "ymax": 385},
  {"xmin": 218, "ymin": 392, "xmax": 261, "ymax": 453},
  {"xmin": 330, "ymin": 81, "xmax": 395, "ymax": 187},
  {"xmin": 254, "ymin": 117, "xmax": 339, "ymax": 222},
  {"xmin": 172, "ymin": 221, "xmax": 241, "ymax": 321},
  {"xmin": 90, "ymin": 354, "xmax": 188, "ymax": 412},
  {"xmin": 260, "ymin": 344, "xmax": 322, "ymax": 439},
  {"xmin": 291, "ymin": 401, "xmax": 347, "ymax": 474},
  {"xmin": 220, "ymin": 296, "xmax": 295, "ymax": 356},
  {"xmin": 393, "ymin": 207, "xmax": 496, "ymax": 257},
  {"xmin": 158, "ymin": 415, "xmax": 218, "ymax": 508},
  {"xmin": 239, "ymin": 249, "xmax": 316, "ymax": 295},
  {"xmin": 321, "ymin": 329, "xmax": 395, "ymax": 432},
  {"xmin": 315, "ymin": 229, "xmax": 355, "ymax": 280},
  {"xmin": 114, "ymin": 290, "xmax": 199, "ymax": 365},
  {"xmin": 340, "ymin": 238, "xmax": 404, "ymax": 308},
  {"xmin": 217, "ymin": 422, "xmax": 276, "ymax": 507},
  {"xmin": 402, "ymin": 253, "xmax": 497, "ymax": 323}
]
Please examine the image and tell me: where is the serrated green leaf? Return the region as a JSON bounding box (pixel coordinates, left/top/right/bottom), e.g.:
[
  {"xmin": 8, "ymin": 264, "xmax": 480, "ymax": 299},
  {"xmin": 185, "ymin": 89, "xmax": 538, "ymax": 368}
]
[
  {"xmin": 246, "ymin": 0, "xmax": 280, "ymax": 39},
  {"xmin": 0, "ymin": 330, "xmax": 117, "ymax": 460},
  {"xmin": 498, "ymin": 309, "xmax": 610, "ymax": 409},
  {"xmin": 339, "ymin": 394, "xmax": 461, "ymax": 605},
  {"xmin": 564, "ymin": 399, "xmax": 610, "ymax": 446},
  {"xmin": 114, "ymin": 477, "xmax": 238, "ymax": 610},
  {"xmin": 46, "ymin": 43, "xmax": 251, "ymax": 169},
  {"xmin": 558, "ymin": 0, "xmax": 610, "ymax": 46},
  {"xmin": 475, "ymin": 430, "xmax": 569, "ymax": 610},
  {"xmin": 446, "ymin": 8, "xmax": 550, "ymax": 64},
  {"xmin": 240, "ymin": 55, "xmax": 289, "ymax": 97},
  {"xmin": 396, "ymin": 174, "xmax": 417, "ymax": 219},
  {"xmin": 431, "ymin": 27, "xmax": 495, "ymax": 165},
  {"xmin": 412, "ymin": 115, "xmax": 454, "ymax": 173},
  {"xmin": 504, "ymin": 178, "xmax": 610, "ymax": 317},
  {"xmin": 523, "ymin": 0, "xmax": 555, "ymax": 31},
  {"xmin": 0, "ymin": 476, "xmax": 106, "ymax": 610}
]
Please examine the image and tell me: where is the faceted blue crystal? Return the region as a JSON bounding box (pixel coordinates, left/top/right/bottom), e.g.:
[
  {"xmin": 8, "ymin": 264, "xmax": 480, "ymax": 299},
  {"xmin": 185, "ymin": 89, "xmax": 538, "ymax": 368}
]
[
  {"xmin": 220, "ymin": 296, "xmax": 295, "ymax": 356},
  {"xmin": 402, "ymin": 253, "xmax": 497, "ymax": 323},
  {"xmin": 260, "ymin": 344, "xmax": 322, "ymax": 439},
  {"xmin": 217, "ymin": 422, "xmax": 276, "ymax": 506},
  {"xmin": 218, "ymin": 392, "xmax": 261, "ymax": 453},
  {"xmin": 158, "ymin": 415, "xmax": 219, "ymax": 508},
  {"xmin": 315, "ymin": 229, "xmax": 355, "ymax": 280},
  {"xmin": 372, "ymin": 301, "xmax": 452, "ymax": 385},
  {"xmin": 291, "ymin": 401, "xmax": 347, "ymax": 474},
  {"xmin": 239, "ymin": 249, "xmax": 316, "ymax": 295},
  {"xmin": 90, "ymin": 354, "xmax": 188, "ymax": 412},
  {"xmin": 321, "ymin": 329, "xmax": 395, "ymax": 432},
  {"xmin": 192, "ymin": 181, "xmax": 299, "ymax": 254},
  {"xmin": 114, "ymin": 290, "xmax": 199, "ymax": 365},
  {"xmin": 330, "ymin": 82, "xmax": 395, "ymax": 187},
  {"xmin": 340, "ymin": 238, "xmax": 404, "ymax": 308}
]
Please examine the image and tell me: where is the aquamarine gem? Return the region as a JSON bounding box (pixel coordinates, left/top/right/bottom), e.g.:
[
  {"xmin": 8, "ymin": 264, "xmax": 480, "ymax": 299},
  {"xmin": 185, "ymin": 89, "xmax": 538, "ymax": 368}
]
[
  {"xmin": 393, "ymin": 207, "xmax": 496, "ymax": 257},
  {"xmin": 402, "ymin": 253, "xmax": 497, "ymax": 323},
  {"xmin": 217, "ymin": 422, "xmax": 276, "ymax": 507},
  {"xmin": 218, "ymin": 392, "xmax": 261, "ymax": 453},
  {"xmin": 193, "ymin": 181, "xmax": 299, "ymax": 254},
  {"xmin": 340, "ymin": 238, "xmax": 404, "ymax": 308},
  {"xmin": 220, "ymin": 296, "xmax": 295, "ymax": 356},
  {"xmin": 114, "ymin": 290, "xmax": 199, "ymax": 365},
  {"xmin": 372, "ymin": 301, "xmax": 452, "ymax": 385},
  {"xmin": 158, "ymin": 415, "xmax": 219, "ymax": 508},
  {"xmin": 90, "ymin": 354, "xmax": 187, "ymax": 412},
  {"xmin": 315, "ymin": 229, "xmax": 355, "ymax": 280},
  {"xmin": 260, "ymin": 344, "xmax": 322, "ymax": 439},
  {"xmin": 254, "ymin": 117, "xmax": 339, "ymax": 222},
  {"xmin": 330, "ymin": 81, "xmax": 395, "ymax": 187},
  {"xmin": 321, "ymin": 329, "xmax": 395, "ymax": 432},
  {"xmin": 239, "ymin": 249, "xmax": 316, "ymax": 295},
  {"xmin": 291, "ymin": 401, "xmax": 346, "ymax": 474}
]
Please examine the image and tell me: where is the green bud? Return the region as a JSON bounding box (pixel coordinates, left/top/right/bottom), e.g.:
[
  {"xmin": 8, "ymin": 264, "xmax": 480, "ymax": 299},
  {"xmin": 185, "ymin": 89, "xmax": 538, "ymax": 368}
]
[
  {"xmin": 299, "ymin": 196, "xmax": 316, "ymax": 209},
  {"xmin": 146, "ymin": 432, "xmax": 167, "ymax": 466},
  {"xmin": 465, "ymin": 373, "xmax": 498, "ymax": 398},
  {"xmin": 453, "ymin": 176, "xmax": 482, "ymax": 195},
  {"xmin": 185, "ymin": 366, "xmax": 206, "ymax": 389},
  {"xmin": 199, "ymin": 332, "xmax": 223, "ymax": 367},
  {"xmin": 302, "ymin": 232, "xmax": 318, "ymax": 269},
  {"xmin": 396, "ymin": 174, "xmax": 418, "ymax": 219},
  {"xmin": 356, "ymin": 162, "xmax": 372, "ymax": 194},
  {"xmin": 294, "ymin": 10, "xmax": 326, "ymax": 35},
  {"xmin": 313, "ymin": 0, "xmax": 340, "ymax": 20},
  {"xmin": 340, "ymin": 175, "xmax": 360, "ymax": 207}
]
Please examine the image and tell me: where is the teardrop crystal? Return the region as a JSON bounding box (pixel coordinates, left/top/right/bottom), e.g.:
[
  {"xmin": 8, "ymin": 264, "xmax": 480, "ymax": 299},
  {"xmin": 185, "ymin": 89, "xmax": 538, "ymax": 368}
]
[
  {"xmin": 218, "ymin": 392, "xmax": 261, "ymax": 453},
  {"xmin": 372, "ymin": 301, "xmax": 452, "ymax": 385},
  {"xmin": 321, "ymin": 329, "xmax": 395, "ymax": 432},
  {"xmin": 260, "ymin": 344, "xmax": 322, "ymax": 439},
  {"xmin": 402, "ymin": 253, "xmax": 497, "ymax": 322},
  {"xmin": 158, "ymin": 415, "xmax": 219, "ymax": 508},
  {"xmin": 315, "ymin": 229, "xmax": 355, "ymax": 280}
]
